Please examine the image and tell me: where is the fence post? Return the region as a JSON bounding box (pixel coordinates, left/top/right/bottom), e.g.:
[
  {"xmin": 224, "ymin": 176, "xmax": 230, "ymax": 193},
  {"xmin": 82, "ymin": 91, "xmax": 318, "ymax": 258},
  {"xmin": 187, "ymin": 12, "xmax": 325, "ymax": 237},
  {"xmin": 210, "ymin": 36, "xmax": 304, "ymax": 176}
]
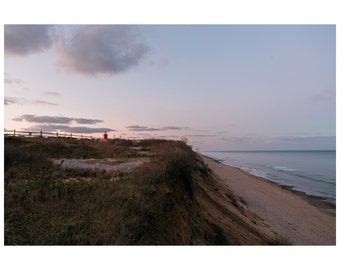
[
  {"xmin": 40, "ymin": 130, "xmax": 43, "ymax": 137},
  {"xmin": 14, "ymin": 129, "xmax": 16, "ymax": 136}
]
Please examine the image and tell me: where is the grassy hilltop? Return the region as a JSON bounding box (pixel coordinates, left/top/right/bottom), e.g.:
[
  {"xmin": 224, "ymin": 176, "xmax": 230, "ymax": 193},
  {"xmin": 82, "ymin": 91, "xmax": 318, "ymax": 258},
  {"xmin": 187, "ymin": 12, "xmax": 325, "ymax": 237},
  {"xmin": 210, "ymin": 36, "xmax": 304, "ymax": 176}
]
[{"xmin": 4, "ymin": 136, "xmax": 279, "ymax": 245}]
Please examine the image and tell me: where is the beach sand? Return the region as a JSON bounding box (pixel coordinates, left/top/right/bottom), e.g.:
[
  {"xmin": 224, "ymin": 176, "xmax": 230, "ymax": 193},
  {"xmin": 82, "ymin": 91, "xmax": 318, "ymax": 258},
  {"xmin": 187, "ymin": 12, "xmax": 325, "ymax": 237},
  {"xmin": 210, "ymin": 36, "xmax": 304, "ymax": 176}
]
[{"xmin": 202, "ymin": 155, "xmax": 336, "ymax": 245}]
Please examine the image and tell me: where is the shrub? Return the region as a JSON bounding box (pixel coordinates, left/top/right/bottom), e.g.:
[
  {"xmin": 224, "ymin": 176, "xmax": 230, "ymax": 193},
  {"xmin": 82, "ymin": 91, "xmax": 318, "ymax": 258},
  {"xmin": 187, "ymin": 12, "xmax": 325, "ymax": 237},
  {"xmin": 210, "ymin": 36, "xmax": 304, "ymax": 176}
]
[
  {"xmin": 4, "ymin": 142, "xmax": 53, "ymax": 181},
  {"xmin": 155, "ymin": 141, "xmax": 196, "ymax": 197}
]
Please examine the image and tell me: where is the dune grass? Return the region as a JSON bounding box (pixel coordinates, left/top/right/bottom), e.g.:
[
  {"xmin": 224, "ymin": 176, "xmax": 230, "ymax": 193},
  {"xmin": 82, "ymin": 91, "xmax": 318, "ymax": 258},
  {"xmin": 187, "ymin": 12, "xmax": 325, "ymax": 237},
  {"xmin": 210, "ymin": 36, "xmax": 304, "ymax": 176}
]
[{"xmin": 4, "ymin": 136, "xmax": 199, "ymax": 244}]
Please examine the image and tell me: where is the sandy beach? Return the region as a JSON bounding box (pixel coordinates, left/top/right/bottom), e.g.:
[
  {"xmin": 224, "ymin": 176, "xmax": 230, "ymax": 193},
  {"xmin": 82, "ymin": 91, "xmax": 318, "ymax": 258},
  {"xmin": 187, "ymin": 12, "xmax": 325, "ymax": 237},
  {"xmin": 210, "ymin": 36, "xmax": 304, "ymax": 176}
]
[{"xmin": 202, "ymin": 155, "xmax": 336, "ymax": 245}]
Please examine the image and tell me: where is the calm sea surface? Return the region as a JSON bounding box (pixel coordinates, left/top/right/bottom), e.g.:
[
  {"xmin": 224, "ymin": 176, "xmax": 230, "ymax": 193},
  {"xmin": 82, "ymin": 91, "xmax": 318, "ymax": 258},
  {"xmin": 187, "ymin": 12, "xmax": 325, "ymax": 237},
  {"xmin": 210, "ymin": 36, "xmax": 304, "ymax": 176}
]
[{"xmin": 202, "ymin": 150, "xmax": 336, "ymax": 204}]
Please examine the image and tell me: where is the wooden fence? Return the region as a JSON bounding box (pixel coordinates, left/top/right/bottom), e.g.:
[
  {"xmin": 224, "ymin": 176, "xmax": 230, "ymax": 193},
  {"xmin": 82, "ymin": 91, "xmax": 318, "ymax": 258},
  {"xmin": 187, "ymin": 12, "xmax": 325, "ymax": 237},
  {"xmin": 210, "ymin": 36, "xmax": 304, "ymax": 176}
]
[{"xmin": 4, "ymin": 129, "xmax": 99, "ymax": 140}]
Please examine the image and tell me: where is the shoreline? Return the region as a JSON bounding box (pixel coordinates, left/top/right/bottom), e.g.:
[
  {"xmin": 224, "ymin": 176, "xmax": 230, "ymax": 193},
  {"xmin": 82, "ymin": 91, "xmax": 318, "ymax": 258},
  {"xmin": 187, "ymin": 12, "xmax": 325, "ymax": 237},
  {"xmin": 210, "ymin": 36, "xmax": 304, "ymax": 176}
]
[
  {"xmin": 201, "ymin": 154, "xmax": 335, "ymax": 209},
  {"xmin": 201, "ymin": 154, "xmax": 336, "ymax": 245}
]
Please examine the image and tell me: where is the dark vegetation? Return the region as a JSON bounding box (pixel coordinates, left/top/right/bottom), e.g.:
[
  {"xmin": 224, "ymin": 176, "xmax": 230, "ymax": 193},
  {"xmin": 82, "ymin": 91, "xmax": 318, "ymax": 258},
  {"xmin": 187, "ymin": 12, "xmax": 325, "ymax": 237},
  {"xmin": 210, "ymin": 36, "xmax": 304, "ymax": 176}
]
[{"xmin": 4, "ymin": 136, "xmax": 279, "ymax": 245}]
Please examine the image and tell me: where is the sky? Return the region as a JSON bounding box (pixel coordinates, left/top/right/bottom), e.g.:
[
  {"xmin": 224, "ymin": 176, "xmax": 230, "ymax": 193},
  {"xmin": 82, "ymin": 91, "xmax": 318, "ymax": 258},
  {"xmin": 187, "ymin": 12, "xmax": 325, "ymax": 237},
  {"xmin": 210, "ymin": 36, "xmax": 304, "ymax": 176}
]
[{"xmin": 3, "ymin": 24, "xmax": 336, "ymax": 150}]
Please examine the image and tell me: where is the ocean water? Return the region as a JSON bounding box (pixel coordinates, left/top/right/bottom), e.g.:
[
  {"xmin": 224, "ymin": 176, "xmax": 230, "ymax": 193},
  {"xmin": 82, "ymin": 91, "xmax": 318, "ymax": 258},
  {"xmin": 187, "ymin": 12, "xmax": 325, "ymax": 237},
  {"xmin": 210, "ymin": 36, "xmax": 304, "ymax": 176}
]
[{"xmin": 202, "ymin": 150, "xmax": 336, "ymax": 204}]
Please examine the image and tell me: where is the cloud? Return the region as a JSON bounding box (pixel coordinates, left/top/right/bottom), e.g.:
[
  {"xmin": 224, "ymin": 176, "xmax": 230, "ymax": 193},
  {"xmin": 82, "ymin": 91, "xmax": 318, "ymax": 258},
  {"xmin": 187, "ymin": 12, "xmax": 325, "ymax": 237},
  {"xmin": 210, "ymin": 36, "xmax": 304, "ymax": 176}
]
[
  {"xmin": 126, "ymin": 125, "xmax": 187, "ymax": 132},
  {"xmin": 55, "ymin": 25, "xmax": 150, "ymax": 76},
  {"xmin": 44, "ymin": 91, "xmax": 61, "ymax": 96},
  {"xmin": 13, "ymin": 115, "xmax": 71, "ymax": 123},
  {"xmin": 5, "ymin": 25, "xmax": 53, "ymax": 56},
  {"xmin": 65, "ymin": 126, "xmax": 115, "ymax": 134},
  {"xmin": 4, "ymin": 73, "xmax": 24, "ymax": 85},
  {"xmin": 33, "ymin": 99, "xmax": 58, "ymax": 105},
  {"xmin": 14, "ymin": 115, "xmax": 113, "ymax": 134},
  {"xmin": 13, "ymin": 114, "xmax": 103, "ymax": 125},
  {"xmin": 126, "ymin": 125, "xmax": 160, "ymax": 132},
  {"xmin": 4, "ymin": 78, "xmax": 24, "ymax": 84},
  {"xmin": 162, "ymin": 126, "xmax": 185, "ymax": 130},
  {"xmin": 126, "ymin": 125, "xmax": 146, "ymax": 129},
  {"xmin": 4, "ymin": 97, "xmax": 19, "ymax": 105},
  {"xmin": 74, "ymin": 118, "xmax": 104, "ymax": 124},
  {"xmin": 4, "ymin": 74, "xmax": 31, "ymax": 92},
  {"xmin": 26, "ymin": 124, "xmax": 115, "ymax": 134},
  {"xmin": 5, "ymin": 25, "xmax": 150, "ymax": 76},
  {"xmin": 4, "ymin": 97, "xmax": 57, "ymax": 106}
]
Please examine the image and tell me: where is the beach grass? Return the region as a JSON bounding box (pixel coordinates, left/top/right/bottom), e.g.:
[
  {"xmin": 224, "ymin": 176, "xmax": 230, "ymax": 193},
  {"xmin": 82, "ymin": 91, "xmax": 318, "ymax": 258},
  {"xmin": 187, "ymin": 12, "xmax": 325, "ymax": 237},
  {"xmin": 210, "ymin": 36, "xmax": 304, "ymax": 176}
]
[{"xmin": 4, "ymin": 136, "xmax": 280, "ymax": 245}]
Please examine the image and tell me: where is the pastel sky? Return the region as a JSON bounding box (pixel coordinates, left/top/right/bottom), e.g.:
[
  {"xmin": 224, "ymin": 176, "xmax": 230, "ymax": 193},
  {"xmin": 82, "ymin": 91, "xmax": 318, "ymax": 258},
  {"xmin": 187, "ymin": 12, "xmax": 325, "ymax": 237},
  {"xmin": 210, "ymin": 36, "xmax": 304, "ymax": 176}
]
[{"xmin": 4, "ymin": 24, "xmax": 336, "ymax": 150}]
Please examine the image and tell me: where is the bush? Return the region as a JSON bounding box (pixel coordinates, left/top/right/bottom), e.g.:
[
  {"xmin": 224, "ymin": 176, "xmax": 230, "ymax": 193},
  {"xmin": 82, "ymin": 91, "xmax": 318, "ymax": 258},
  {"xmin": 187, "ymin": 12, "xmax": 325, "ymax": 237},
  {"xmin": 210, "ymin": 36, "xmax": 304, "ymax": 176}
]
[
  {"xmin": 158, "ymin": 141, "xmax": 196, "ymax": 198},
  {"xmin": 4, "ymin": 142, "xmax": 53, "ymax": 181}
]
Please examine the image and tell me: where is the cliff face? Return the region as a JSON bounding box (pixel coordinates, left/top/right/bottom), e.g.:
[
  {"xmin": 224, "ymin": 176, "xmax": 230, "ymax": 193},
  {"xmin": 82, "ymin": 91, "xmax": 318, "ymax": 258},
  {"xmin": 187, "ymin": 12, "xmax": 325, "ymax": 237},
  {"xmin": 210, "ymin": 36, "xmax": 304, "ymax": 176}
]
[
  {"xmin": 128, "ymin": 148, "xmax": 277, "ymax": 245},
  {"xmin": 5, "ymin": 137, "xmax": 277, "ymax": 245}
]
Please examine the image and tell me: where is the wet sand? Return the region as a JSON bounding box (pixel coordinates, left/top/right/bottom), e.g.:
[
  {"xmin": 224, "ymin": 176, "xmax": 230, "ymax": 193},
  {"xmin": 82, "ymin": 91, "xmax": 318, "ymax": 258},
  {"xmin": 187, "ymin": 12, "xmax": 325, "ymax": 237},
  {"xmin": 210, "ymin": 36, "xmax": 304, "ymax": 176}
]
[{"xmin": 202, "ymin": 155, "xmax": 336, "ymax": 245}]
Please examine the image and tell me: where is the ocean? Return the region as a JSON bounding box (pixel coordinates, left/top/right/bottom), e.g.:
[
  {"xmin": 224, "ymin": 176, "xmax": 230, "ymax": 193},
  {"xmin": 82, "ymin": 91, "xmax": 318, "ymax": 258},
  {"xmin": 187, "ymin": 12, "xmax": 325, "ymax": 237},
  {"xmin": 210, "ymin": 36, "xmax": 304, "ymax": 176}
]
[{"xmin": 202, "ymin": 150, "xmax": 336, "ymax": 205}]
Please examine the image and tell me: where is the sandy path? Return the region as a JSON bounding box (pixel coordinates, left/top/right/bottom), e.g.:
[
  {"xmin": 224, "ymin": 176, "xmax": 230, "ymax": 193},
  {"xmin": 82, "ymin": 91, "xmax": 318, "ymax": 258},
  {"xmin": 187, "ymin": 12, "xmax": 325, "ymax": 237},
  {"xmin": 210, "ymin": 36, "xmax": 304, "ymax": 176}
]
[
  {"xmin": 202, "ymin": 155, "xmax": 335, "ymax": 245},
  {"xmin": 53, "ymin": 158, "xmax": 149, "ymax": 173}
]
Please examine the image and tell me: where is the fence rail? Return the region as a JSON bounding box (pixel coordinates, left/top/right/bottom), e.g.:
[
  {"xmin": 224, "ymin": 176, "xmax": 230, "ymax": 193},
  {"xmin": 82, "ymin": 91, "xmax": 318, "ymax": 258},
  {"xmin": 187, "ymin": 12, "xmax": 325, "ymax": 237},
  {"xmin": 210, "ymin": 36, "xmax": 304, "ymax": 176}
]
[{"xmin": 4, "ymin": 129, "xmax": 99, "ymax": 140}]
